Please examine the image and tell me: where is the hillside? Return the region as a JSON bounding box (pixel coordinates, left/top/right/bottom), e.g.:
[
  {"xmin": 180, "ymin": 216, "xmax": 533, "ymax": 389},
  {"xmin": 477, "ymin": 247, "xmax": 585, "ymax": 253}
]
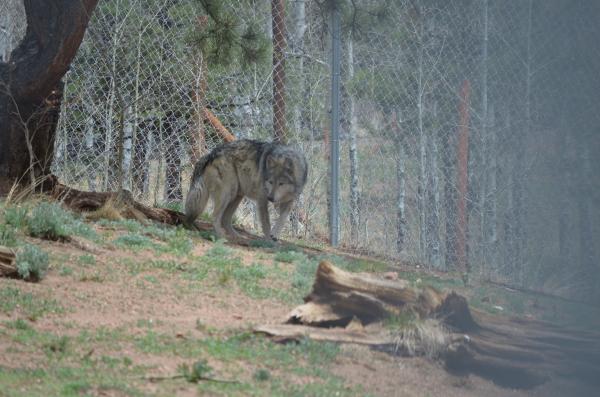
[{"xmin": 0, "ymin": 201, "xmax": 599, "ymax": 397}]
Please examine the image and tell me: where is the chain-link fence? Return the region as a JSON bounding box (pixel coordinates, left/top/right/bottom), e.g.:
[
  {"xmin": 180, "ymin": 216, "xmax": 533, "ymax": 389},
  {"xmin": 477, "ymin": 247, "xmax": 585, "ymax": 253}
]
[{"xmin": 52, "ymin": 0, "xmax": 600, "ymax": 300}]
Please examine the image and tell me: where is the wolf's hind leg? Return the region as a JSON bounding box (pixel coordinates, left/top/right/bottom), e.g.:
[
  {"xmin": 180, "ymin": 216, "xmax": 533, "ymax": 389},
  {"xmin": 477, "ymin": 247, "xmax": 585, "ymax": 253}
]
[
  {"xmin": 212, "ymin": 186, "xmax": 237, "ymax": 240},
  {"xmin": 222, "ymin": 196, "xmax": 243, "ymax": 240},
  {"xmin": 271, "ymin": 201, "xmax": 292, "ymax": 239}
]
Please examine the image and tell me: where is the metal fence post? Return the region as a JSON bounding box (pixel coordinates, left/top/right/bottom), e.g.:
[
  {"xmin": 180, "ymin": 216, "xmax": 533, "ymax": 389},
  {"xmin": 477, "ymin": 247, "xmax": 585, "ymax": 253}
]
[{"xmin": 329, "ymin": 1, "xmax": 341, "ymax": 247}]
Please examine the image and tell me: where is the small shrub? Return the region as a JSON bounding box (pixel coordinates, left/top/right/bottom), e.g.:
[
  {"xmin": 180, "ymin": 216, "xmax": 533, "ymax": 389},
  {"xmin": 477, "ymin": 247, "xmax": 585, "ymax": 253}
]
[
  {"xmin": 253, "ymin": 368, "xmax": 271, "ymax": 381},
  {"xmin": 58, "ymin": 266, "xmax": 73, "ymax": 276},
  {"xmin": 3, "ymin": 206, "xmax": 28, "ymax": 229},
  {"xmin": 15, "ymin": 244, "xmax": 49, "ymax": 282},
  {"xmin": 179, "ymin": 359, "xmax": 213, "ymax": 383},
  {"xmin": 27, "ymin": 202, "xmax": 73, "ymax": 240},
  {"xmin": 291, "ymin": 259, "xmax": 318, "ymax": 292},
  {"xmin": 18, "ymin": 202, "xmax": 98, "ymax": 241},
  {"xmin": 0, "ymin": 223, "xmax": 18, "ymax": 247},
  {"xmin": 44, "ymin": 335, "xmax": 69, "ymax": 354}
]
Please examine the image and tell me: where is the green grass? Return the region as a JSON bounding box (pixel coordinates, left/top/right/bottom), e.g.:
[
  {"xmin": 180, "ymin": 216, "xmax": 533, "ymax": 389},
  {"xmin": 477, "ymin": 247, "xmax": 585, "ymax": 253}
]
[
  {"xmin": 159, "ymin": 227, "xmax": 194, "ymax": 256},
  {"xmin": 0, "ymin": 286, "xmax": 64, "ymax": 320},
  {"xmin": 112, "ymin": 233, "xmax": 156, "ymax": 251},
  {"xmin": 77, "ymin": 254, "xmax": 96, "ymax": 266},
  {"xmin": 0, "ymin": 359, "xmax": 146, "ymax": 397},
  {"xmin": 133, "ymin": 330, "xmax": 344, "ymax": 378}
]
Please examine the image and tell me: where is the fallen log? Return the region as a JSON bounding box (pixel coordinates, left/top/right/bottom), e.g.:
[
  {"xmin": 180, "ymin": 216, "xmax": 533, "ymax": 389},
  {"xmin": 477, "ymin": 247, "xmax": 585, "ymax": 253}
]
[
  {"xmin": 0, "ymin": 246, "xmax": 17, "ymax": 278},
  {"xmin": 48, "ymin": 179, "xmax": 259, "ymax": 241},
  {"xmin": 257, "ymin": 261, "xmax": 600, "ymax": 390},
  {"xmin": 287, "ymin": 261, "xmax": 474, "ymax": 328}
]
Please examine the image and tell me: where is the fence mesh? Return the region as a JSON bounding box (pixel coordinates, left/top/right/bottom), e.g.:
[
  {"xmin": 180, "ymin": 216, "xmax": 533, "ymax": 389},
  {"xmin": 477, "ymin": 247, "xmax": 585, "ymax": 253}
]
[{"xmin": 50, "ymin": 0, "xmax": 600, "ymax": 300}]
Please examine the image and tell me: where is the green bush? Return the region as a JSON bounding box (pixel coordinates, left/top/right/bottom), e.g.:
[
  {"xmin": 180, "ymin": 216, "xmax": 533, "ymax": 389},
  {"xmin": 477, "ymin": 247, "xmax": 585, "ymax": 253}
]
[
  {"xmin": 0, "ymin": 223, "xmax": 18, "ymax": 247},
  {"xmin": 27, "ymin": 202, "xmax": 73, "ymax": 240},
  {"xmin": 31, "ymin": 202, "xmax": 95, "ymax": 240},
  {"xmin": 15, "ymin": 244, "xmax": 49, "ymax": 282},
  {"xmin": 3, "ymin": 206, "xmax": 28, "ymax": 229}
]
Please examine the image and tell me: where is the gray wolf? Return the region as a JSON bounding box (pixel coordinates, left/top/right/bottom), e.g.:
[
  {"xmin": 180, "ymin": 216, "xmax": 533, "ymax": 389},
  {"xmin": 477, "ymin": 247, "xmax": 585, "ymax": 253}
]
[{"xmin": 184, "ymin": 139, "xmax": 308, "ymax": 241}]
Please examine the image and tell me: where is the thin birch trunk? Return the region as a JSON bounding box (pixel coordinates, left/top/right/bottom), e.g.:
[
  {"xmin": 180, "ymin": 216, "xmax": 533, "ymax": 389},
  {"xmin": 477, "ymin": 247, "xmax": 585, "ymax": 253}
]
[
  {"xmin": 290, "ymin": 0, "xmax": 306, "ymax": 236},
  {"xmin": 132, "ymin": 118, "xmax": 151, "ymax": 199},
  {"xmin": 347, "ymin": 37, "xmax": 359, "ymax": 245},
  {"xmin": 84, "ymin": 112, "xmax": 97, "ymax": 191},
  {"xmin": 392, "ymin": 111, "xmax": 406, "ymax": 254},
  {"xmin": 426, "ymin": 133, "xmax": 441, "ymax": 268},
  {"xmin": 122, "ymin": 105, "xmax": 133, "ymax": 187},
  {"xmin": 480, "ymin": 0, "xmax": 489, "ymax": 274},
  {"xmin": 417, "ymin": 18, "xmax": 427, "ymax": 263}
]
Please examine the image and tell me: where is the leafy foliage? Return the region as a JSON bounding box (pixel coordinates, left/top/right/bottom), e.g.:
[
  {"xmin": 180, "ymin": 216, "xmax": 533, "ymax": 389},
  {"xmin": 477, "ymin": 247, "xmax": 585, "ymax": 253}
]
[
  {"xmin": 15, "ymin": 244, "xmax": 49, "ymax": 282},
  {"xmin": 0, "ymin": 223, "xmax": 18, "ymax": 247},
  {"xmin": 189, "ymin": 0, "xmax": 269, "ymax": 67},
  {"xmin": 27, "ymin": 202, "xmax": 73, "ymax": 240},
  {"xmin": 3, "ymin": 206, "xmax": 28, "ymax": 229}
]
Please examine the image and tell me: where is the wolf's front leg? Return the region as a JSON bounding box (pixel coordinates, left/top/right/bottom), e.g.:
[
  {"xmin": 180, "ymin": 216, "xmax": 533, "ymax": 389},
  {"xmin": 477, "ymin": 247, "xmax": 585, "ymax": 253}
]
[
  {"xmin": 257, "ymin": 198, "xmax": 273, "ymax": 240},
  {"xmin": 271, "ymin": 201, "xmax": 292, "ymax": 240}
]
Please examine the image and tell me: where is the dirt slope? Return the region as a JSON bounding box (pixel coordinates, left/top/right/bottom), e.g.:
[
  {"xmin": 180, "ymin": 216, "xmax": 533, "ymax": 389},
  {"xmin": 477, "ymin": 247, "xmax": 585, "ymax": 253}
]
[{"xmin": 1, "ymin": 218, "xmax": 598, "ymax": 396}]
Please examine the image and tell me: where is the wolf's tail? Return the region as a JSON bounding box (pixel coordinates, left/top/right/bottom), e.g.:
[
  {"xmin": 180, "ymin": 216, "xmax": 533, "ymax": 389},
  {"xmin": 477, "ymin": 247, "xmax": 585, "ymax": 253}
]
[{"xmin": 184, "ymin": 156, "xmax": 211, "ymax": 227}]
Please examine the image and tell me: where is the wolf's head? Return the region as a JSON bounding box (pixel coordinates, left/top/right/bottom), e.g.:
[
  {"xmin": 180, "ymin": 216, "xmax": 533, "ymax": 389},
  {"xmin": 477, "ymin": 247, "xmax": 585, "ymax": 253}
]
[{"xmin": 262, "ymin": 149, "xmax": 306, "ymax": 203}]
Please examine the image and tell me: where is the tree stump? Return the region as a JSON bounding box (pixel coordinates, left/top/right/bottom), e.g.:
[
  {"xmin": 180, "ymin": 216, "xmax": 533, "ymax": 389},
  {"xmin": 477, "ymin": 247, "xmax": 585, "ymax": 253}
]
[{"xmin": 256, "ymin": 261, "xmax": 600, "ymax": 389}]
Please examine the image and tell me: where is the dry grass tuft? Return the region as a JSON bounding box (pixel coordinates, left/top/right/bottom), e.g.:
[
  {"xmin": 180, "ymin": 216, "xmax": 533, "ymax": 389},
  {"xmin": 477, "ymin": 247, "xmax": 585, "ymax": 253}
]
[
  {"xmin": 85, "ymin": 198, "xmax": 124, "ymax": 222},
  {"xmin": 391, "ymin": 318, "xmax": 450, "ymax": 359}
]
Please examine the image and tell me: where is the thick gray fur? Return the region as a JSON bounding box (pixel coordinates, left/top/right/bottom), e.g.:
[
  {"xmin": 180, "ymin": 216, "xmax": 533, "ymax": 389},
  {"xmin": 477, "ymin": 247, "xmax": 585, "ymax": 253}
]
[{"xmin": 184, "ymin": 139, "xmax": 308, "ymax": 241}]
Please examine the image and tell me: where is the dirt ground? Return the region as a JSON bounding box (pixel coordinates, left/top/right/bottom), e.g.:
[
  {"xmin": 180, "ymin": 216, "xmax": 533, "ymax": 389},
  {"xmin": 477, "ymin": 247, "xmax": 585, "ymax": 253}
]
[{"xmin": 0, "ymin": 220, "xmax": 598, "ymax": 397}]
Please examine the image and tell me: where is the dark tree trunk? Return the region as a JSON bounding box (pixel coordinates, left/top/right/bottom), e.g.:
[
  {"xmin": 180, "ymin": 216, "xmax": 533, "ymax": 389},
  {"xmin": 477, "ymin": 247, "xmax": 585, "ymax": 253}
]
[{"xmin": 0, "ymin": 0, "xmax": 99, "ymax": 195}]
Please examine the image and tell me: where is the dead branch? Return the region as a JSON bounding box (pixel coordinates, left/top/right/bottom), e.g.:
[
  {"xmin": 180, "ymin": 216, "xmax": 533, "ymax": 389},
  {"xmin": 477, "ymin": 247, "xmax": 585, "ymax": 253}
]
[{"xmin": 202, "ymin": 108, "xmax": 235, "ymax": 143}]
